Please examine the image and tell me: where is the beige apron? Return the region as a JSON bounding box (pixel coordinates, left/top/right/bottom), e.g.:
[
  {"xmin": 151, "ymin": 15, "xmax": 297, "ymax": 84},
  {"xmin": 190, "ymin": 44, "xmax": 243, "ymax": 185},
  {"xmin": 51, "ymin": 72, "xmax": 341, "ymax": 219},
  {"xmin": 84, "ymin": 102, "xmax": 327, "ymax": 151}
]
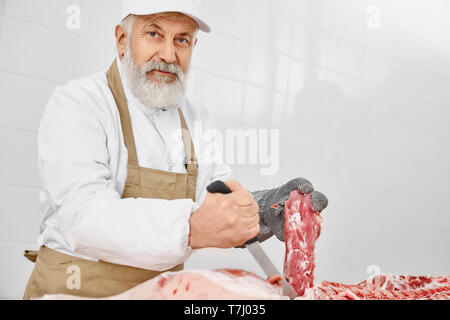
[{"xmin": 23, "ymin": 60, "xmax": 198, "ymax": 299}]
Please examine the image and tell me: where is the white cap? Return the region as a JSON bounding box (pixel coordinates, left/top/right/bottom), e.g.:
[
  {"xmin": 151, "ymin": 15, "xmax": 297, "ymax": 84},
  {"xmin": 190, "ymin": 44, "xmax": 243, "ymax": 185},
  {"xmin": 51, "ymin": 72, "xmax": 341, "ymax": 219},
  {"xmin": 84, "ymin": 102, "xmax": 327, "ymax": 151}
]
[{"xmin": 120, "ymin": 0, "xmax": 210, "ymax": 33}]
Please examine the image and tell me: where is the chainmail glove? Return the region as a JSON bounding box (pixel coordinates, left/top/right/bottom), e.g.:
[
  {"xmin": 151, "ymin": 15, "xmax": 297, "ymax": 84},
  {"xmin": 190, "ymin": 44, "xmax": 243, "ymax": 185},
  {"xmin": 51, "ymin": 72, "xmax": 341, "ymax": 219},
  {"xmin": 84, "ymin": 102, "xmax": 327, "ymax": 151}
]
[{"xmin": 252, "ymin": 178, "xmax": 328, "ymax": 242}]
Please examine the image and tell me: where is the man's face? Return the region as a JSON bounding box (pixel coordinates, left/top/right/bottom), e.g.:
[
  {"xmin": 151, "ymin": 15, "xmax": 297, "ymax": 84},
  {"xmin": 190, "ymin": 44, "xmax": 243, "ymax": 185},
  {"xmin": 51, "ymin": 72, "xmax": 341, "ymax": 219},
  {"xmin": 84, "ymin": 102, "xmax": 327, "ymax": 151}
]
[
  {"xmin": 120, "ymin": 12, "xmax": 198, "ymax": 85},
  {"xmin": 116, "ymin": 12, "xmax": 198, "ymax": 108}
]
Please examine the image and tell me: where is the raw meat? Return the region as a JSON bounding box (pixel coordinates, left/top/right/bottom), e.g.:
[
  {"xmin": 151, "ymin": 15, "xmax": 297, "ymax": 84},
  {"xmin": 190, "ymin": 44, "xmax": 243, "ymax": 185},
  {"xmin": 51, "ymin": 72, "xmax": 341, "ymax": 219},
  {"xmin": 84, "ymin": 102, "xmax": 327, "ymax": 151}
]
[
  {"xmin": 361, "ymin": 274, "xmax": 450, "ymax": 291},
  {"xmin": 39, "ymin": 269, "xmax": 288, "ymax": 300},
  {"xmin": 301, "ymin": 275, "xmax": 450, "ymax": 300},
  {"xmin": 109, "ymin": 269, "xmax": 287, "ymax": 300},
  {"xmin": 284, "ymin": 190, "xmax": 323, "ymax": 296}
]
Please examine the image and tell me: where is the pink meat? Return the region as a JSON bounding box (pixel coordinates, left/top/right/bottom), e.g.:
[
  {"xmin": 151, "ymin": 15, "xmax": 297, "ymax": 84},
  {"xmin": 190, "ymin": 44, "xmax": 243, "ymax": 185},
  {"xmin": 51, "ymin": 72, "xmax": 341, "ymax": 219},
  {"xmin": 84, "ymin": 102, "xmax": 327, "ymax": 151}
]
[
  {"xmin": 108, "ymin": 269, "xmax": 286, "ymax": 300},
  {"xmin": 284, "ymin": 190, "xmax": 323, "ymax": 296},
  {"xmin": 301, "ymin": 276, "xmax": 450, "ymax": 300},
  {"xmin": 360, "ymin": 274, "xmax": 450, "ymax": 291},
  {"xmin": 39, "ymin": 269, "xmax": 288, "ymax": 300}
]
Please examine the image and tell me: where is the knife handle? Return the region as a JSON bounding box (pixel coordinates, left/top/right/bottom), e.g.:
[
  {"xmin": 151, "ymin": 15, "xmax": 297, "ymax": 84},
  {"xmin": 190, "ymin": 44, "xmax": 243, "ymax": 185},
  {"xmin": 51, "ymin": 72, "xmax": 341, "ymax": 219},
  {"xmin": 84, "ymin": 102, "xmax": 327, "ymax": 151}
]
[
  {"xmin": 207, "ymin": 180, "xmax": 232, "ymax": 194},
  {"xmin": 207, "ymin": 181, "xmax": 259, "ymax": 245}
]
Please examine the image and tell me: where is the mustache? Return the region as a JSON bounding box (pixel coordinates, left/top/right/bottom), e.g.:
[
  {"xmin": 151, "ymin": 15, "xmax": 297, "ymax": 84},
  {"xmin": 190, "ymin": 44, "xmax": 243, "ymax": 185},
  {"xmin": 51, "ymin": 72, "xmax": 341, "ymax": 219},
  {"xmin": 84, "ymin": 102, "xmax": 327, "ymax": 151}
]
[{"xmin": 140, "ymin": 60, "xmax": 184, "ymax": 79}]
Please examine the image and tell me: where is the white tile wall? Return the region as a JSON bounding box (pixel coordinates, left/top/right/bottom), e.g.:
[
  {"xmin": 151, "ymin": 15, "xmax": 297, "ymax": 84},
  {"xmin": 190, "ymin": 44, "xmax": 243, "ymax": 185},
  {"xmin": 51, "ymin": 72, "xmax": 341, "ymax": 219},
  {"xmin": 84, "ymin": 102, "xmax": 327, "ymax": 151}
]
[
  {"xmin": 3, "ymin": 0, "xmax": 75, "ymax": 31},
  {"xmin": 193, "ymin": 32, "xmax": 248, "ymax": 81},
  {"xmin": 192, "ymin": 70, "xmax": 245, "ymax": 123},
  {"xmin": 0, "ymin": 16, "xmax": 78, "ymax": 83},
  {"xmin": 0, "ymin": 72, "xmax": 55, "ymax": 131},
  {"xmin": 0, "ymin": 185, "xmax": 41, "ymax": 243},
  {"xmin": 0, "ymin": 0, "xmax": 449, "ymax": 299},
  {"xmin": 0, "ymin": 128, "xmax": 39, "ymax": 187},
  {"xmin": 0, "ymin": 242, "xmax": 36, "ymax": 299}
]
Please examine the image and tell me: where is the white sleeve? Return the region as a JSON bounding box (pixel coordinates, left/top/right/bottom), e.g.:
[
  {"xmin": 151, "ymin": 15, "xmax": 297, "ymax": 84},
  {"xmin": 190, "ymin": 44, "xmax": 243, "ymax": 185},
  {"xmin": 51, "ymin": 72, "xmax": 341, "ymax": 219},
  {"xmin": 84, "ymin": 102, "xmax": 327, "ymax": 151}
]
[
  {"xmin": 210, "ymin": 160, "xmax": 233, "ymax": 183},
  {"xmin": 39, "ymin": 86, "xmax": 197, "ymax": 271}
]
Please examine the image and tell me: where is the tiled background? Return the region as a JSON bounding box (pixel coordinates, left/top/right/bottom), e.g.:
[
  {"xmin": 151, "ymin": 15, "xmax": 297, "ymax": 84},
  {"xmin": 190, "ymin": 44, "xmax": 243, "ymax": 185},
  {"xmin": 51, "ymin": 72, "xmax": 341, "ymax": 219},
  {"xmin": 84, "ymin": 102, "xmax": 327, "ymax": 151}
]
[{"xmin": 0, "ymin": 0, "xmax": 449, "ymax": 299}]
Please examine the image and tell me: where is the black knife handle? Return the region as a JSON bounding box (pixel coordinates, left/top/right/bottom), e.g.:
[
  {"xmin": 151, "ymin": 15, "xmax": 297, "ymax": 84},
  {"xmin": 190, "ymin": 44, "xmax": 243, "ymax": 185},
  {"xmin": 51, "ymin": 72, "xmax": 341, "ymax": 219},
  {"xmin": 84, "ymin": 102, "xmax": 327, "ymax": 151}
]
[
  {"xmin": 207, "ymin": 181, "xmax": 259, "ymax": 246},
  {"xmin": 245, "ymin": 236, "xmax": 259, "ymax": 245},
  {"xmin": 207, "ymin": 180, "xmax": 232, "ymax": 194}
]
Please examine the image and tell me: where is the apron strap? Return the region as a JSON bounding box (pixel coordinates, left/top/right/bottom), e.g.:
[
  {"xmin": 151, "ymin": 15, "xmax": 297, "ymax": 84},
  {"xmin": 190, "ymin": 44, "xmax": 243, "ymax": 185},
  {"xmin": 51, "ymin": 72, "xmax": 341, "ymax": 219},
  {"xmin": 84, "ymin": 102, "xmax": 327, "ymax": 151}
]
[
  {"xmin": 24, "ymin": 250, "xmax": 38, "ymax": 263},
  {"xmin": 178, "ymin": 108, "xmax": 198, "ymax": 201},
  {"xmin": 177, "ymin": 108, "xmax": 198, "ymax": 167},
  {"xmin": 107, "ymin": 60, "xmax": 139, "ymax": 167}
]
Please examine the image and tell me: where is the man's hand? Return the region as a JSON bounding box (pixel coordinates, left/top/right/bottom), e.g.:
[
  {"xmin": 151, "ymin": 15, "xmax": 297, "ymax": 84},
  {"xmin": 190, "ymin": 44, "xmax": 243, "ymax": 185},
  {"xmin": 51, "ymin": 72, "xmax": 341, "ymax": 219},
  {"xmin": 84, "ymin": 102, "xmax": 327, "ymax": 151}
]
[
  {"xmin": 253, "ymin": 178, "xmax": 328, "ymax": 242},
  {"xmin": 189, "ymin": 180, "xmax": 260, "ymax": 249}
]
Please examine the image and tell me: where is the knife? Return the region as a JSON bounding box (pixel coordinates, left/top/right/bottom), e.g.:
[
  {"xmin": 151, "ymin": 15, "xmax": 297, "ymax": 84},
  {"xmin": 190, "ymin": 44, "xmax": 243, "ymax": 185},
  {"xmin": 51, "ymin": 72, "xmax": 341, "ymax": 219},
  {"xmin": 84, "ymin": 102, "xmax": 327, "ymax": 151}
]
[{"xmin": 207, "ymin": 181, "xmax": 298, "ymax": 299}]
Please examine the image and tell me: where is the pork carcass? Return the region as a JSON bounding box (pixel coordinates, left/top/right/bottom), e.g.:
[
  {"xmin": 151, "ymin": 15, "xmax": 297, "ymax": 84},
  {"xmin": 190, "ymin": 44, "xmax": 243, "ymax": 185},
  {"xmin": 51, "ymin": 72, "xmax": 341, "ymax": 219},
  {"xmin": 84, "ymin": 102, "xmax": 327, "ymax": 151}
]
[
  {"xmin": 39, "ymin": 269, "xmax": 288, "ymax": 300},
  {"xmin": 111, "ymin": 269, "xmax": 287, "ymax": 300},
  {"xmin": 301, "ymin": 274, "xmax": 450, "ymax": 300}
]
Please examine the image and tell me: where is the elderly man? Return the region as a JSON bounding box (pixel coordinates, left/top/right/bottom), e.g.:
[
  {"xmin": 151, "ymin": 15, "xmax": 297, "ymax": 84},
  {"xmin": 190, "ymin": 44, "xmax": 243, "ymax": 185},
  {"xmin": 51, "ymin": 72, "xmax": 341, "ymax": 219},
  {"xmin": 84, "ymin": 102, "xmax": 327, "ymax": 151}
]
[{"xmin": 23, "ymin": 0, "xmax": 327, "ymax": 299}]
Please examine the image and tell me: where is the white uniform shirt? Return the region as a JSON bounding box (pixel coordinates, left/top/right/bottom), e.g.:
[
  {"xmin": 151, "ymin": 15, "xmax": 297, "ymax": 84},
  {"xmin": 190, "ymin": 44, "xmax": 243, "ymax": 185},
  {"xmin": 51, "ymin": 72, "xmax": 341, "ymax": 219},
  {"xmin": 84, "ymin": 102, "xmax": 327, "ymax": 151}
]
[{"xmin": 37, "ymin": 58, "xmax": 232, "ymax": 271}]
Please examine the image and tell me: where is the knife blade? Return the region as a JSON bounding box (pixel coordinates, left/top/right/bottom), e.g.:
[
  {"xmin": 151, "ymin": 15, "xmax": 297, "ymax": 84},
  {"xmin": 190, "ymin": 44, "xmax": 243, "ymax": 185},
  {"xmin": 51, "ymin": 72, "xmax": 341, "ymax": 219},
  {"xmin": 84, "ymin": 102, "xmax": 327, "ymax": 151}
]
[
  {"xmin": 207, "ymin": 181, "xmax": 298, "ymax": 299},
  {"xmin": 245, "ymin": 238, "xmax": 298, "ymax": 299}
]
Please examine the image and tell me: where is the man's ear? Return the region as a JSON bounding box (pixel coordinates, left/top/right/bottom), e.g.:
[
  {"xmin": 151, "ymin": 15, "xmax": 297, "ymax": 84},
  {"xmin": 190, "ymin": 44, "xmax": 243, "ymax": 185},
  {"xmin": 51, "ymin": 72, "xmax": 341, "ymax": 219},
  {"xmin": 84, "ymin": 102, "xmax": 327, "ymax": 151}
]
[{"xmin": 115, "ymin": 25, "xmax": 127, "ymax": 59}]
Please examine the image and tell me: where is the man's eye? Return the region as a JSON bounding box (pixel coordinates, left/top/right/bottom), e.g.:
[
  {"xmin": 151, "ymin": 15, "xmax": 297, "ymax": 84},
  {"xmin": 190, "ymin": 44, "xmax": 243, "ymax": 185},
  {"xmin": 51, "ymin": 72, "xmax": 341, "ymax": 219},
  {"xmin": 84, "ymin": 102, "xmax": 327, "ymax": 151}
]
[
  {"xmin": 177, "ymin": 38, "xmax": 188, "ymax": 44},
  {"xmin": 149, "ymin": 32, "xmax": 159, "ymax": 38}
]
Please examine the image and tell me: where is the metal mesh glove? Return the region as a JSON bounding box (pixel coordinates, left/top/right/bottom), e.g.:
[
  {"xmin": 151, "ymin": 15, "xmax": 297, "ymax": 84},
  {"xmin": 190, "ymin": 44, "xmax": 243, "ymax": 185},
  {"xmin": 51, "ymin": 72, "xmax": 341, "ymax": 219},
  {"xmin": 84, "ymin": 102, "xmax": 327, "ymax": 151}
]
[{"xmin": 252, "ymin": 178, "xmax": 328, "ymax": 242}]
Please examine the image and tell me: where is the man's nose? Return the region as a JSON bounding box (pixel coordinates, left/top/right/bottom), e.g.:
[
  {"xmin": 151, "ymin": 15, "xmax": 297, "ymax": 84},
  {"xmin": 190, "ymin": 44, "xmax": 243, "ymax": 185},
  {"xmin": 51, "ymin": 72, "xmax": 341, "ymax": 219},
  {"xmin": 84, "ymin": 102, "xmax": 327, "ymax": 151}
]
[{"xmin": 158, "ymin": 39, "xmax": 177, "ymax": 64}]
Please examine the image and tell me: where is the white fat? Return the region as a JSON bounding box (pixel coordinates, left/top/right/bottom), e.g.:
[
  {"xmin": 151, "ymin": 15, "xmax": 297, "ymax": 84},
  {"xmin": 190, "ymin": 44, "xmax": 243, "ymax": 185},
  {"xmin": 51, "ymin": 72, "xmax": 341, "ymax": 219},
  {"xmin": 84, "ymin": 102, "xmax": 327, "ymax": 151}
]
[{"xmin": 171, "ymin": 270, "xmax": 285, "ymax": 299}]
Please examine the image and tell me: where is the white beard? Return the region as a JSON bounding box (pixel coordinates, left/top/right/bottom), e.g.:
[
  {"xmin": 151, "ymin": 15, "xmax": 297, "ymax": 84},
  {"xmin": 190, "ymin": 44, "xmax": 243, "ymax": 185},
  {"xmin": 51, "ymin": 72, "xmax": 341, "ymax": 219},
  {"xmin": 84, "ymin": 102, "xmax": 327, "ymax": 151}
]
[{"xmin": 120, "ymin": 45, "xmax": 187, "ymax": 109}]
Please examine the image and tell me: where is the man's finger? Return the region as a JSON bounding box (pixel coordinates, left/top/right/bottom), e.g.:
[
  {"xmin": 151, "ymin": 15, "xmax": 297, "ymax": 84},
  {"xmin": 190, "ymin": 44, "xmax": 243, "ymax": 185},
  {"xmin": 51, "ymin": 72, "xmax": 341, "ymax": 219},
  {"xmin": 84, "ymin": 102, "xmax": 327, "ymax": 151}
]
[
  {"xmin": 230, "ymin": 190, "xmax": 255, "ymax": 207},
  {"xmin": 310, "ymin": 191, "xmax": 328, "ymax": 213},
  {"xmin": 239, "ymin": 204, "xmax": 260, "ymax": 221},
  {"xmin": 292, "ymin": 178, "xmax": 314, "ymax": 194},
  {"xmin": 224, "ymin": 180, "xmax": 245, "ymax": 192},
  {"xmin": 247, "ymin": 224, "xmax": 260, "ymax": 240},
  {"xmin": 281, "ymin": 178, "xmax": 314, "ymax": 195}
]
